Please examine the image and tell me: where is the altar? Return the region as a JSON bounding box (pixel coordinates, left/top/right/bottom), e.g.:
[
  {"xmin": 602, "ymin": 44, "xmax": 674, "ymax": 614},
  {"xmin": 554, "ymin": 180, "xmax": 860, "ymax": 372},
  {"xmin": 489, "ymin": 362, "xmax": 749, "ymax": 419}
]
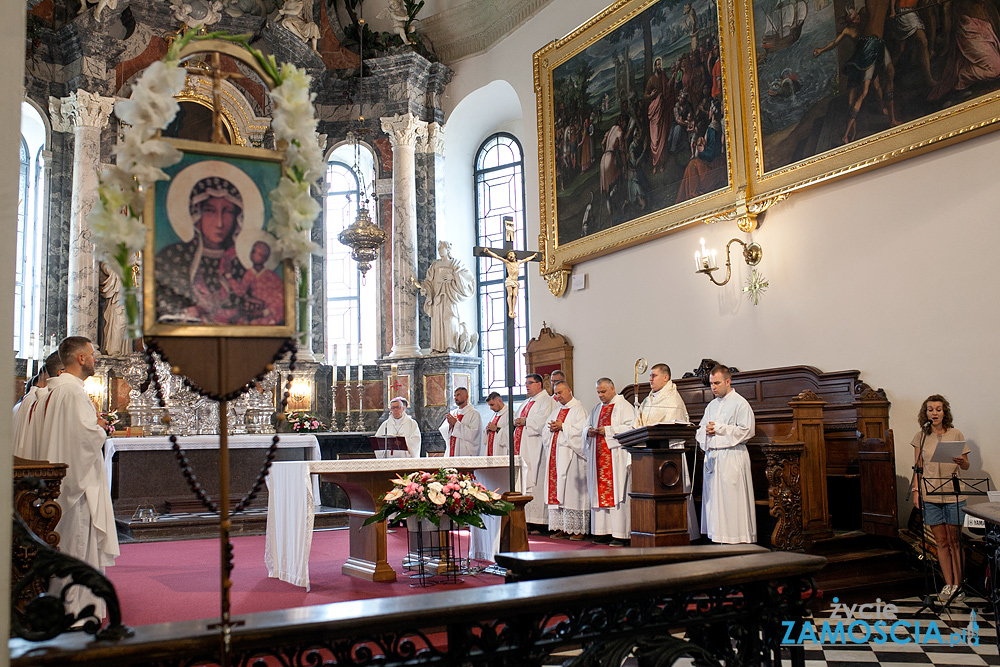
[
  {"xmin": 105, "ymin": 435, "xmax": 321, "ymax": 516},
  {"xmin": 264, "ymin": 456, "xmax": 520, "ymax": 588}
]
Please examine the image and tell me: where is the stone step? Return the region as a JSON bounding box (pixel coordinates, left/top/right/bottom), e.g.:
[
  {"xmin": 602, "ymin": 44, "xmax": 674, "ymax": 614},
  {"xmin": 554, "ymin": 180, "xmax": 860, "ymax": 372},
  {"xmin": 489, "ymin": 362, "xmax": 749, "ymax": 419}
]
[{"xmin": 116, "ymin": 506, "xmax": 349, "ymax": 543}]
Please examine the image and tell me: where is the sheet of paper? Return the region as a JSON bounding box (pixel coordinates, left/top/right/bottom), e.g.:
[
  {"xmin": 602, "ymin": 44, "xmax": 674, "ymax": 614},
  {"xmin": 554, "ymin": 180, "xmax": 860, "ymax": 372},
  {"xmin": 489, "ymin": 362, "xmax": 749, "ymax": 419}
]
[{"xmin": 930, "ymin": 440, "xmax": 967, "ymax": 463}]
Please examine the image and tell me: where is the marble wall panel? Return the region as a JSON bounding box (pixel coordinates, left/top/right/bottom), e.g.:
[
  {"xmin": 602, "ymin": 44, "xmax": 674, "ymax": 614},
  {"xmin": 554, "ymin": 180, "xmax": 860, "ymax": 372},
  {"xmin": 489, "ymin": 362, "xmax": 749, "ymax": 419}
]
[{"xmin": 423, "ymin": 373, "xmax": 447, "ymax": 407}]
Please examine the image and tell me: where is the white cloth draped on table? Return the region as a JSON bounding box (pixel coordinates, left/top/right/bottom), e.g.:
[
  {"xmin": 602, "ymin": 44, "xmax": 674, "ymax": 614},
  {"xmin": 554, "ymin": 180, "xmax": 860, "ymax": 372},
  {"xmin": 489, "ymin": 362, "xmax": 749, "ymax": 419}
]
[{"xmin": 265, "ymin": 461, "xmax": 316, "ymax": 590}]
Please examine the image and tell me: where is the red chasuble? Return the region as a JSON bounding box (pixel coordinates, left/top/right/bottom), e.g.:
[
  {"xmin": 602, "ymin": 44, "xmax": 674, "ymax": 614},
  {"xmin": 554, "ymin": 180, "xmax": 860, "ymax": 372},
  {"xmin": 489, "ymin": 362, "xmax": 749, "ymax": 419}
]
[
  {"xmin": 547, "ymin": 407, "xmax": 571, "ymax": 504},
  {"xmin": 486, "ymin": 413, "xmax": 502, "ymax": 455},
  {"xmin": 594, "ymin": 403, "xmax": 616, "ymax": 508},
  {"xmin": 513, "ymin": 401, "xmax": 534, "ymax": 455},
  {"xmin": 448, "ymin": 413, "xmax": 465, "ymax": 456}
]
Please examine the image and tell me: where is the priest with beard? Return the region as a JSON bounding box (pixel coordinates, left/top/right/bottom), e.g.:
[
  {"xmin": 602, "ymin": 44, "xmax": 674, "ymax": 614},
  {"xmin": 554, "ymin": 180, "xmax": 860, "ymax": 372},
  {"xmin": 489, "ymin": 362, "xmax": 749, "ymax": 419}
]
[
  {"xmin": 633, "ymin": 363, "xmax": 698, "ymax": 541},
  {"xmin": 586, "ymin": 378, "xmax": 636, "ymax": 546},
  {"xmin": 513, "ymin": 374, "xmax": 556, "ymax": 533},
  {"xmin": 37, "ymin": 337, "xmax": 119, "ymax": 620},
  {"xmin": 438, "ymin": 387, "xmax": 482, "ymax": 457},
  {"xmin": 546, "ymin": 380, "xmax": 590, "ymax": 540},
  {"xmin": 373, "ymin": 396, "xmax": 421, "ymax": 458}
]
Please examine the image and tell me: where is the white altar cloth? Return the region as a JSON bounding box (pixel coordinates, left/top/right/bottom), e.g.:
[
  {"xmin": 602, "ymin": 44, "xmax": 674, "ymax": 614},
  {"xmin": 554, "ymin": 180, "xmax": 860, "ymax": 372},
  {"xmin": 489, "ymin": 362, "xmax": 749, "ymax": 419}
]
[
  {"xmin": 264, "ymin": 456, "xmax": 519, "ymax": 590},
  {"xmin": 104, "ymin": 434, "xmax": 321, "ymax": 501}
]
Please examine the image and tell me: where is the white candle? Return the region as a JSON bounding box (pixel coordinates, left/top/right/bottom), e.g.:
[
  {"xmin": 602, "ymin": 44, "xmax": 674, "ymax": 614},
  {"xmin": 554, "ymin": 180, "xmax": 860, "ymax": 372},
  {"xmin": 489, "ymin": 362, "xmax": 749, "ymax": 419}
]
[
  {"xmin": 694, "ymin": 251, "xmax": 702, "ymax": 271},
  {"xmin": 332, "ymin": 343, "xmax": 337, "ymax": 369},
  {"xmin": 346, "ymin": 343, "xmax": 352, "ymax": 368},
  {"xmin": 710, "ymin": 249, "xmax": 717, "ymax": 269},
  {"xmin": 358, "ymin": 343, "xmax": 363, "ymax": 366}
]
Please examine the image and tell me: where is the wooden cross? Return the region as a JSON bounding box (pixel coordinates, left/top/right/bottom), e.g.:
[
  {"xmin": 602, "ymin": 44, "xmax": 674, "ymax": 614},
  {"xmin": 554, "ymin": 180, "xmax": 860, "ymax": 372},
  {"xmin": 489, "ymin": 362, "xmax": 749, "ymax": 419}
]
[{"xmin": 473, "ymin": 215, "xmax": 542, "ymax": 491}]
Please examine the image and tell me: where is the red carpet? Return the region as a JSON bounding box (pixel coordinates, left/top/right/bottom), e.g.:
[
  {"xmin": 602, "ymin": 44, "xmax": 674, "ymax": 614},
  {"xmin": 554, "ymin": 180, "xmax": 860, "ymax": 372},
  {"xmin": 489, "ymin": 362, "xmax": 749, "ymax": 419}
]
[{"xmin": 108, "ymin": 528, "xmax": 610, "ymax": 626}]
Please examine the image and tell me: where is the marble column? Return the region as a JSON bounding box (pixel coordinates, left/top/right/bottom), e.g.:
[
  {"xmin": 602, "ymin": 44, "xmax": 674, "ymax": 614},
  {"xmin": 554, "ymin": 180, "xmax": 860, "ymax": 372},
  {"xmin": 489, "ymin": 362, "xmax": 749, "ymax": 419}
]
[
  {"xmin": 415, "ymin": 122, "xmax": 445, "ymax": 350},
  {"xmin": 50, "ymin": 90, "xmax": 115, "ymax": 342},
  {"xmin": 380, "ymin": 112, "xmax": 427, "ymax": 359}
]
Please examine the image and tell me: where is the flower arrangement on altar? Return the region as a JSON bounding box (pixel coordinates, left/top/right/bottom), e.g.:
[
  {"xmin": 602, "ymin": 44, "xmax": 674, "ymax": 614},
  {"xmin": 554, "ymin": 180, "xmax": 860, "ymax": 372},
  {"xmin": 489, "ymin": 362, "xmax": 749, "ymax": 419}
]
[
  {"xmin": 87, "ymin": 27, "xmax": 323, "ymax": 339},
  {"xmin": 286, "ymin": 412, "xmax": 326, "ymax": 433},
  {"xmin": 363, "ymin": 469, "xmax": 514, "ymax": 529},
  {"xmin": 99, "ymin": 411, "xmax": 120, "ymax": 437}
]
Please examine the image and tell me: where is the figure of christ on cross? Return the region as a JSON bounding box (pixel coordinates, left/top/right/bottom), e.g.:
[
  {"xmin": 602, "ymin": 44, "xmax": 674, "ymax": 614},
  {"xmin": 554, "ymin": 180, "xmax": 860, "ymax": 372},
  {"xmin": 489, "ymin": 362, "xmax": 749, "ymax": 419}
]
[{"xmin": 473, "ymin": 216, "xmax": 542, "ymax": 491}]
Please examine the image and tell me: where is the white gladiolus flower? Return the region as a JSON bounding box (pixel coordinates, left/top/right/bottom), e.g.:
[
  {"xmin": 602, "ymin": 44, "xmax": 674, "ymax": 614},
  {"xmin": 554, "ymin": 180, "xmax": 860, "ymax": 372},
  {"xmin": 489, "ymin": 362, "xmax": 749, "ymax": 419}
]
[{"xmin": 114, "ymin": 134, "xmax": 182, "ymax": 187}]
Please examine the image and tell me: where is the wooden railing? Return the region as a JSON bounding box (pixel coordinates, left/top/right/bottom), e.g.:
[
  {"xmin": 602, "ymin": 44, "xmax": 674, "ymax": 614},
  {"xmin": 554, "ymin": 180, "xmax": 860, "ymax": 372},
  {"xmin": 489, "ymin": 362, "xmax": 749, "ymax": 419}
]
[{"xmin": 10, "ymin": 550, "xmax": 825, "ymax": 667}]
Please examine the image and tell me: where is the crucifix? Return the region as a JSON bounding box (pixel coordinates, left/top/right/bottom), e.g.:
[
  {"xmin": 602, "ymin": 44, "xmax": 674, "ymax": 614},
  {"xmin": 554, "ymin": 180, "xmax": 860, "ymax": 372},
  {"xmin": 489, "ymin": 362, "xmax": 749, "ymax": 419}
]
[
  {"xmin": 473, "ymin": 215, "xmax": 542, "ymax": 491},
  {"xmin": 184, "ymin": 51, "xmax": 244, "ymax": 145}
]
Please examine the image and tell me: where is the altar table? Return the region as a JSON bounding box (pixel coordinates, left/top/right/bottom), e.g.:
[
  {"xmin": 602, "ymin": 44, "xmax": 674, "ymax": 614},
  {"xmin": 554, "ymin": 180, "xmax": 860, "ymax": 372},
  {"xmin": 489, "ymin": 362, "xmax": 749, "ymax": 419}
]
[{"xmin": 265, "ymin": 456, "xmax": 520, "ymax": 588}]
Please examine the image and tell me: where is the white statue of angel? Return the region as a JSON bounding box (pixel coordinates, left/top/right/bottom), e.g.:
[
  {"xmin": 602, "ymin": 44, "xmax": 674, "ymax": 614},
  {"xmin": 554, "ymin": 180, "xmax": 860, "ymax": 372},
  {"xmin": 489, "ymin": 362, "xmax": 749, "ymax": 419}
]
[
  {"xmin": 278, "ymin": 0, "xmax": 321, "ymax": 52},
  {"xmin": 377, "ymin": 0, "xmax": 415, "ymax": 45},
  {"xmin": 169, "ymin": 0, "xmax": 224, "ymax": 28}
]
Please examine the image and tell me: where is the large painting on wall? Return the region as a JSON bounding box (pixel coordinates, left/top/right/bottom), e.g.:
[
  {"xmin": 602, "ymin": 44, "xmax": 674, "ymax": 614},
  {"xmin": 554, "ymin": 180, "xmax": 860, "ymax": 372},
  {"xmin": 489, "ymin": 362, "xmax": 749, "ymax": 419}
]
[
  {"xmin": 536, "ymin": 0, "xmax": 742, "ymax": 294},
  {"xmin": 744, "ymin": 0, "xmax": 1000, "ymax": 196}
]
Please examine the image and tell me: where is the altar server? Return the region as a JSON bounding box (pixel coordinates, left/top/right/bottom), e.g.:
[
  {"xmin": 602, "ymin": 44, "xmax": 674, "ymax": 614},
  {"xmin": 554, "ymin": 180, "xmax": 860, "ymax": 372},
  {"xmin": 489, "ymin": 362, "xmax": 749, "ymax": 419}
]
[
  {"xmin": 633, "ymin": 363, "xmax": 698, "ymax": 540},
  {"xmin": 696, "ymin": 365, "xmax": 757, "ymax": 544},
  {"xmin": 373, "ymin": 396, "xmax": 421, "ymax": 458},
  {"xmin": 38, "ymin": 337, "xmax": 119, "ymax": 619},
  {"xmin": 14, "ymin": 352, "xmax": 64, "ymax": 460},
  {"xmin": 546, "ymin": 380, "xmax": 590, "ymax": 540},
  {"xmin": 470, "ymin": 392, "xmax": 510, "ymax": 561},
  {"xmin": 513, "ymin": 373, "xmax": 556, "ymax": 530},
  {"xmin": 586, "ymin": 378, "xmax": 635, "ymax": 545},
  {"xmin": 439, "ymin": 387, "xmax": 482, "ymax": 457}
]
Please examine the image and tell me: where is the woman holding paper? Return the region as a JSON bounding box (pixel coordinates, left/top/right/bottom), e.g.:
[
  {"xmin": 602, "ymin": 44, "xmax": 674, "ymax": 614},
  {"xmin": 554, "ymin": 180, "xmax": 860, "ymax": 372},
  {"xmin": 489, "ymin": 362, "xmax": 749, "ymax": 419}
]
[{"xmin": 910, "ymin": 394, "xmax": 970, "ymax": 601}]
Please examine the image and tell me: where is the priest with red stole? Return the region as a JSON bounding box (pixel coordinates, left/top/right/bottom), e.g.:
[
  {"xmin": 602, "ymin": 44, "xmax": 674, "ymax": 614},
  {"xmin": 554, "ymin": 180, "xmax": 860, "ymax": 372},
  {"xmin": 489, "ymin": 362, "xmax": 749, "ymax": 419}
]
[
  {"xmin": 586, "ymin": 378, "xmax": 636, "ymax": 546},
  {"xmin": 545, "ymin": 380, "xmax": 590, "ymax": 540},
  {"xmin": 438, "ymin": 386, "xmax": 482, "ymax": 457},
  {"xmin": 37, "ymin": 336, "xmax": 119, "ymax": 620},
  {"xmin": 470, "ymin": 391, "xmax": 510, "ymax": 561},
  {"xmin": 513, "ymin": 373, "xmax": 556, "ymax": 532}
]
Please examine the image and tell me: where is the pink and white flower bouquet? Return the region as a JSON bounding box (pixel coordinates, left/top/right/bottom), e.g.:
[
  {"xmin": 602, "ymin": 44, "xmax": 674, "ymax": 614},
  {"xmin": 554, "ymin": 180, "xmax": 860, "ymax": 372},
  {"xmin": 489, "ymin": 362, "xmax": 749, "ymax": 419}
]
[
  {"xmin": 363, "ymin": 468, "xmax": 514, "ymax": 529},
  {"xmin": 286, "ymin": 412, "xmax": 326, "ymax": 433}
]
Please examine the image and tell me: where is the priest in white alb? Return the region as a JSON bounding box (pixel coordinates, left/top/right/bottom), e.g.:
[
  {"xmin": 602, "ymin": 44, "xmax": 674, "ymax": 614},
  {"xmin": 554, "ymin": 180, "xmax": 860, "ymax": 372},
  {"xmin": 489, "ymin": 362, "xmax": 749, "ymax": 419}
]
[
  {"xmin": 470, "ymin": 391, "xmax": 510, "ymax": 561},
  {"xmin": 373, "ymin": 396, "xmax": 421, "ymax": 458},
  {"xmin": 633, "ymin": 363, "xmax": 698, "ymax": 540},
  {"xmin": 546, "ymin": 380, "xmax": 590, "ymax": 539},
  {"xmin": 37, "ymin": 337, "xmax": 119, "ymax": 619},
  {"xmin": 438, "ymin": 386, "xmax": 482, "ymax": 457},
  {"xmin": 696, "ymin": 365, "xmax": 757, "ymax": 544},
  {"xmin": 513, "ymin": 373, "xmax": 555, "ymax": 531},
  {"xmin": 13, "ymin": 351, "xmax": 65, "ymax": 460},
  {"xmin": 586, "ymin": 378, "xmax": 635, "ymax": 546}
]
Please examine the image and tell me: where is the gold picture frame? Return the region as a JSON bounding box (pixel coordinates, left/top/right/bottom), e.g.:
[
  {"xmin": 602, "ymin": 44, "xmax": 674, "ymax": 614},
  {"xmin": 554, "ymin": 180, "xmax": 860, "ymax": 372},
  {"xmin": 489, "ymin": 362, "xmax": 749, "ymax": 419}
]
[
  {"xmin": 740, "ymin": 0, "xmax": 1000, "ymax": 204},
  {"xmin": 143, "ymin": 138, "xmax": 295, "ymax": 338},
  {"xmin": 535, "ymin": 0, "xmax": 745, "ymax": 295}
]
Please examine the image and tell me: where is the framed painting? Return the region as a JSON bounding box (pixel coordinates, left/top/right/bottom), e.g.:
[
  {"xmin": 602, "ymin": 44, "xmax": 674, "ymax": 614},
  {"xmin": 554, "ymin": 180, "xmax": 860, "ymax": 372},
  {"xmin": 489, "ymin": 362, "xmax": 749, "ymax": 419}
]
[
  {"xmin": 535, "ymin": 0, "xmax": 744, "ymax": 294},
  {"xmin": 143, "ymin": 138, "xmax": 296, "ymax": 338},
  {"xmin": 742, "ymin": 0, "xmax": 1000, "ymax": 199}
]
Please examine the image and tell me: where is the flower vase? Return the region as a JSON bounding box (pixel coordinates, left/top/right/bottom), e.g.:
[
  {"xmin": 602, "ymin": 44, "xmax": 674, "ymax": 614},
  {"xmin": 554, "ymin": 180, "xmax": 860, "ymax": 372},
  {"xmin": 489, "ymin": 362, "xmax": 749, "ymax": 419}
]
[{"xmin": 121, "ymin": 282, "xmax": 142, "ymax": 341}]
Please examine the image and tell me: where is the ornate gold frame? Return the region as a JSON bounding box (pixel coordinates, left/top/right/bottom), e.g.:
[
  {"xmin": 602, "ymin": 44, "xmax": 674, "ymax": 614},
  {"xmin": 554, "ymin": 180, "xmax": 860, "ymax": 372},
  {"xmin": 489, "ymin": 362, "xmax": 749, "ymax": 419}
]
[
  {"xmin": 534, "ymin": 0, "xmax": 746, "ymax": 296},
  {"xmin": 143, "ymin": 138, "xmax": 295, "ymax": 338}
]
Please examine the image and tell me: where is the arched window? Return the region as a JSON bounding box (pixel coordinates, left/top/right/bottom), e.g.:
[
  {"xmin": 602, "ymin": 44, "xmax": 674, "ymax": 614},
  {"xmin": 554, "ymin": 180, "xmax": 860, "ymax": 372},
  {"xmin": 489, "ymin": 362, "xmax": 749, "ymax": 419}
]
[
  {"xmin": 324, "ymin": 142, "xmax": 377, "ymax": 365},
  {"xmin": 16, "ymin": 102, "xmax": 47, "ymax": 359},
  {"xmin": 475, "ymin": 133, "xmax": 527, "ymax": 398}
]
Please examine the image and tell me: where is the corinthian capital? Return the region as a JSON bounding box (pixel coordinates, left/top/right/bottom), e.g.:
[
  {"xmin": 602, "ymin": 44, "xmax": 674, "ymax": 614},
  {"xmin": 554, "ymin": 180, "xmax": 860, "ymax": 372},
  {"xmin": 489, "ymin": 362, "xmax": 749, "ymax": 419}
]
[
  {"xmin": 417, "ymin": 122, "xmax": 445, "ymax": 155},
  {"xmin": 50, "ymin": 90, "xmax": 116, "ymax": 132},
  {"xmin": 380, "ymin": 113, "xmax": 427, "ymax": 149}
]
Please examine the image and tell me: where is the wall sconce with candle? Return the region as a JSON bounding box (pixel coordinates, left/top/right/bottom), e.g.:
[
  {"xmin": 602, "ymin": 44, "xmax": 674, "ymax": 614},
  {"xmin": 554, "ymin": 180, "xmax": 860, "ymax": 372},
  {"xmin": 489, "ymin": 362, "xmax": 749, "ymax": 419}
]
[
  {"xmin": 694, "ymin": 237, "xmax": 763, "ymax": 287},
  {"xmin": 287, "ymin": 377, "xmax": 314, "ymax": 413}
]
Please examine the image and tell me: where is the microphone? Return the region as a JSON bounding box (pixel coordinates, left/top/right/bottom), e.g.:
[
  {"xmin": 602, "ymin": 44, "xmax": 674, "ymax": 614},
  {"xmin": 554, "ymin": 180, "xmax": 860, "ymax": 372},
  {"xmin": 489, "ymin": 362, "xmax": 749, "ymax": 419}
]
[
  {"xmin": 952, "ymin": 474, "xmax": 962, "ymax": 496},
  {"xmin": 922, "ymin": 420, "xmax": 932, "ymax": 432}
]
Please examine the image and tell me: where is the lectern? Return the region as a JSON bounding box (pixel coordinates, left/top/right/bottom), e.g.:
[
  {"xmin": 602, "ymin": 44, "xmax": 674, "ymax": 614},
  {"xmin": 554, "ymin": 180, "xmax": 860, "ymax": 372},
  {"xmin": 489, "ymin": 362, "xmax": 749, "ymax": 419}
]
[{"xmin": 617, "ymin": 424, "xmax": 699, "ymax": 547}]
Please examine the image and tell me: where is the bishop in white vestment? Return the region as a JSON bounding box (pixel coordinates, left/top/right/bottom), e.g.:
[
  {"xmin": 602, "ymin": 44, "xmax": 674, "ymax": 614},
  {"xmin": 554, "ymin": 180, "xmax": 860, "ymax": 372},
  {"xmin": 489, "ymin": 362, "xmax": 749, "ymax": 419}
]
[
  {"xmin": 545, "ymin": 381, "xmax": 590, "ymax": 538},
  {"xmin": 586, "ymin": 379, "xmax": 635, "ymax": 542},
  {"xmin": 696, "ymin": 366, "xmax": 757, "ymax": 544},
  {"xmin": 37, "ymin": 338, "xmax": 119, "ymax": 619},
  {"xmin": 514, "ymin": 374, "xmax": 556, "ymax": 528},
  {"xmin": 470, "ymin": 392, "xmax": 510, "ymax": 560},
  {"xmin": 633, "ymin": 363, "xmax": 698, "ymax": 540},
  {"xmin": 438, "ymin": 387, "xmax": 482, "ymax": 457},
  {"xmin": 373, "ymin": 397, "xmax": 421, "ymax": 458}
]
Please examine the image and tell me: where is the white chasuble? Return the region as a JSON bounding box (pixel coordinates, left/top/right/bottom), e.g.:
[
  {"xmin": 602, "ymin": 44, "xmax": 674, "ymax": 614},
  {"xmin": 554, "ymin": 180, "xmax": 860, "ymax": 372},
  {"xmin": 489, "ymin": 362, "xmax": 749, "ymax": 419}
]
[
  {"xmin": 374, "ymin": 413, "xmax": 422, "ymax": 458},
  {"xmin": 514, "ymin": 392, "xmax": 555, "ymax": 524},
  {"xmin": 696, "ymin": 389, "xmax": 757, "ymax": 544}
]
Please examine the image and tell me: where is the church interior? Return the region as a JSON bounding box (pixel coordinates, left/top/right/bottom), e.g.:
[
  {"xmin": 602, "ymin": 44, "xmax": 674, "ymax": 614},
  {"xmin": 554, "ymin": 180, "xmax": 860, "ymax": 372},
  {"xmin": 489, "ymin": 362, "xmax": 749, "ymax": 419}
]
[{"xmin": 4, "ymin": 0, "xmax": 1000, "ymax": 663}]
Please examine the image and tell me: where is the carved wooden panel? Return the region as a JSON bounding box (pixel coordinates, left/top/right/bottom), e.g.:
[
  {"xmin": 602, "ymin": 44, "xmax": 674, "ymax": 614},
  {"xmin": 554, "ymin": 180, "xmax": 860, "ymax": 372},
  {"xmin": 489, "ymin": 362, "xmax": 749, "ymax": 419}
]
[
  {"xmin": 524, "ymin": 323, "xmax": 573, "ymax": 391},
  {"xmin": 11, "ymin": 459, "xmax": 67, "ymax": 617}
]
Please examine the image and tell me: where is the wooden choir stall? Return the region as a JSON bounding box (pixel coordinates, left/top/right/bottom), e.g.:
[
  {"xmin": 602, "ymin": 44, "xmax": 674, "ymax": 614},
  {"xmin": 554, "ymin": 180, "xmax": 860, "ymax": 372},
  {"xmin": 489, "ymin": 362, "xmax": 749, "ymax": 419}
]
[{"xmin": 621, "ymin": 362, "xmax": 898, "ymax": 551}]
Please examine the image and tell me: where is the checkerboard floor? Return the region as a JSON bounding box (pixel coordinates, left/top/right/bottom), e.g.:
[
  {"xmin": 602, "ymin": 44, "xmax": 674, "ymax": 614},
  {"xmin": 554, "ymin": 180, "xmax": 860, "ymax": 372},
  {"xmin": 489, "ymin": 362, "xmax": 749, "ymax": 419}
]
[{"xmin": 791, "ymin": 593, "xmax": 998, "ymax": 667}]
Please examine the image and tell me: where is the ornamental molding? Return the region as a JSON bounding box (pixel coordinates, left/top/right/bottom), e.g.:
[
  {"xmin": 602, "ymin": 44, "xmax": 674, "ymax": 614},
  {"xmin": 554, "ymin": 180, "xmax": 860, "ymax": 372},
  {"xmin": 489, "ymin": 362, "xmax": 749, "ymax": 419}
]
[
  {"xmin": 417, "ymin": 122, "xmax": 445, "ymax": 155},
  {"xmin": 381, "ymin": 113, "xmax": 427, "ymax": 149},
  {"xmin": 420, "ymin": 0, "xmax": 557, "ymax": 64},
  {"xmin": 49, "ymin": 90, "xmax": 116, "ymax": 132}
]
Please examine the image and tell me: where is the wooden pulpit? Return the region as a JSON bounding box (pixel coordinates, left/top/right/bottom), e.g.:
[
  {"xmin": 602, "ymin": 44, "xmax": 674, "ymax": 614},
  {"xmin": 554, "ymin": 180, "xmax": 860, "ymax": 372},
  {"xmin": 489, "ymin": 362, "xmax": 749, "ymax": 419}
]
[{"xmin": 617, "ymin": 424, "xmax": 699, "ymax": 547}]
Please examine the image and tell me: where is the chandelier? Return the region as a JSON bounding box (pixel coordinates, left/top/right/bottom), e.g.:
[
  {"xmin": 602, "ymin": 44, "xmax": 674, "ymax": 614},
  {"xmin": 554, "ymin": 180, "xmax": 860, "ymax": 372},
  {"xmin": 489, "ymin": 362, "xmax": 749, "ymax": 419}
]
[{"xmin": 338, "ymin": 8, "xmax": 386, "ymax": 281}]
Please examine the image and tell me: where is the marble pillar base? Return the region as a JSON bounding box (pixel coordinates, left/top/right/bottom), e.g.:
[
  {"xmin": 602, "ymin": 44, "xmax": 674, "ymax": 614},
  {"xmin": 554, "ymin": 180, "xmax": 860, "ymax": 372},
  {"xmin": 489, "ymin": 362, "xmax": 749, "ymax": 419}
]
[{"xmin": 377, "ymin": 353, "xmax": 483, "ymax": 454}]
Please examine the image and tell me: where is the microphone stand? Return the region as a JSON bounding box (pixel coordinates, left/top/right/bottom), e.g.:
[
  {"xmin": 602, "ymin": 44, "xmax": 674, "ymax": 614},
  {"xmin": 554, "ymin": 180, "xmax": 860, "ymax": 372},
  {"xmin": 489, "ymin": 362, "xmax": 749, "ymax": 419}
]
[{"xmin": 913, "ymin": 423, "xmax": 941, "ymax": 614}]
